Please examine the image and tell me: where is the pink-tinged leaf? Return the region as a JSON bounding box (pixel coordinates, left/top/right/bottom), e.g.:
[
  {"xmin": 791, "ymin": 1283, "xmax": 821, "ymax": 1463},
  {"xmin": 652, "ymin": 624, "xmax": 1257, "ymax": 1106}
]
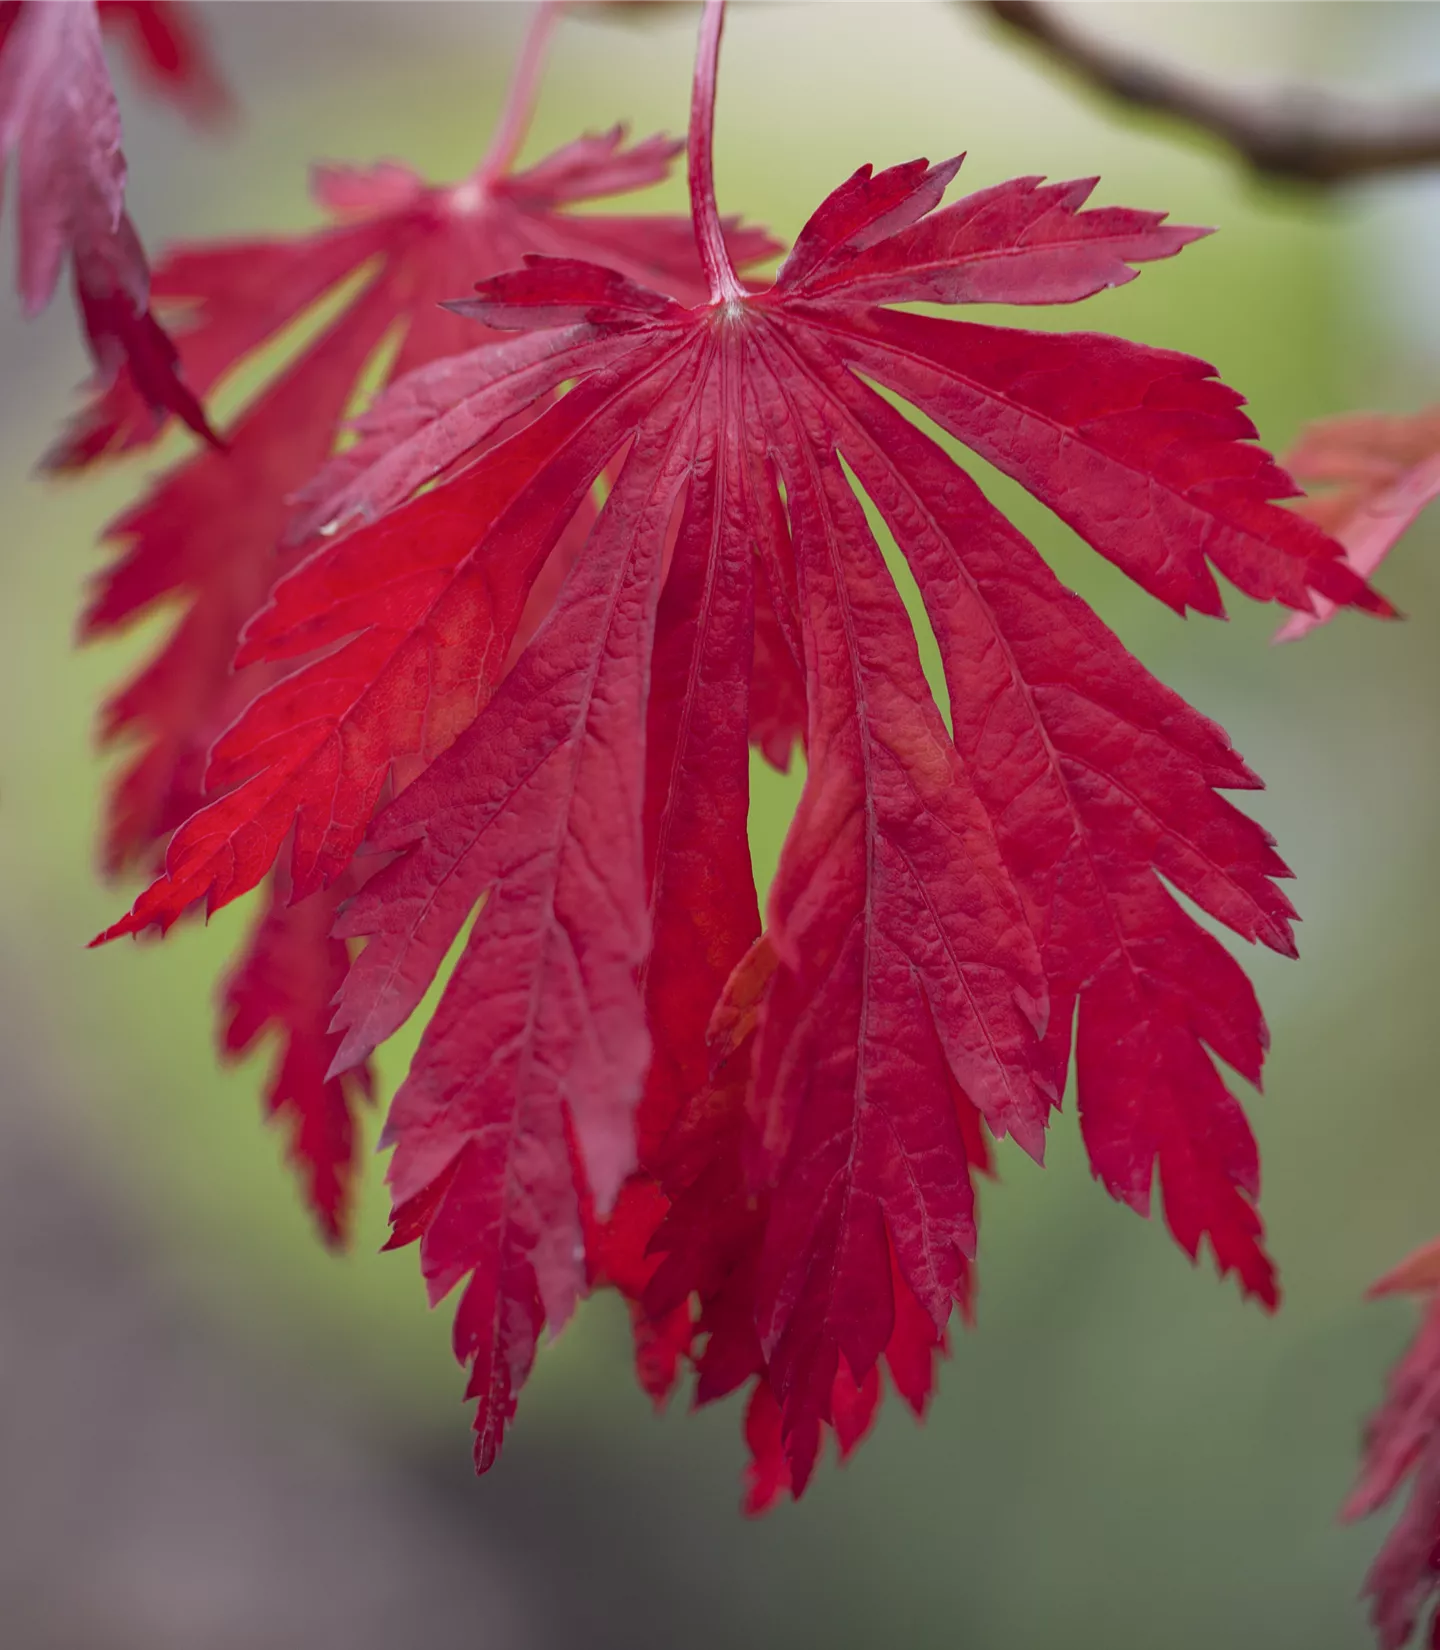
[
  {"xmin": 3, "ymin": 0, "xmax": 228, "ymax": 119},
  {"xmin": 0, "ymin": 0, "xmax": 214, "ymax": 442},
  {"xmin": 220, "ymin": 871, "xmax": 375, "ymax": 1247},
  {"xmin": 49, "ymin": 217, "xmax": 399, "ymax": 471},
  {"xmin": 503, "ymin": 126, "xmax": 682, "ymax": 205},
  {"xmin": 1373, "ymin": 1239, "xmax": 1440, "ymax": 1301},
  {"xmin": 1277, "ymin": 406, "xmax": 1440, "ymax": 641},
  {"xmin": 1346, "ymin": 1290, "xmax": 1440, "ymax": 1648},
  {"xmin": 97, "ymin": 0, "xmax": 232, "ymax": 125}
]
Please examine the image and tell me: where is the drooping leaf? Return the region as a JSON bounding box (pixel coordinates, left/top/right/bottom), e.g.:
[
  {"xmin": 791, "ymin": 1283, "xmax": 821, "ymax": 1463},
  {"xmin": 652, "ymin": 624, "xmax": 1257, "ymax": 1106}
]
[
  {"xmin": 1, "ymin": 2, "xmax": 232, "ymax": 124},
  {"xmin": 98, "ymin": 0, "xmax": 1384, "ymax": 1493},
  {"xmin": 1346, "ymin": 1250, "xmax": 1440, "ymax": 1649},
  {"xmin": 83, "ymin": 135, "xmax": 772, "ymax": 887},
  {"xmin": 81, "ymin": 17, "xmax": 773, "ymax": 1236},
  {"xmin": 0, "ymin": 0, "xmax": 214, "ymax": 443},
  {"xmin": 95, "ymin": 0, "xmax": 232, "ymax": 125}
]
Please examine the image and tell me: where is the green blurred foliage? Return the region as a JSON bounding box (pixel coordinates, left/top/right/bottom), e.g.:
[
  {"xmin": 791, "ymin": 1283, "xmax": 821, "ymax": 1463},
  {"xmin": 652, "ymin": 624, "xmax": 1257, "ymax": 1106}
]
[{"xmin": 3, "ymin": 5, "xmax": 1440, "ymax": 1645}]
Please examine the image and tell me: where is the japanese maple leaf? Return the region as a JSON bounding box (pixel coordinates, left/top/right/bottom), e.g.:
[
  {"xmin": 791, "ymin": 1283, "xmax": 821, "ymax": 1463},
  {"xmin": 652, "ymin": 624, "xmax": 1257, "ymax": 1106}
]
[
  {"xmin": 100, "ymin": 0, "xmax": 1383, "ymax": 1484},
  {"xmin": 1276, "ymin": 406, "xmax": 1440, "ymax": 641},
  {"xmin": 1345, "ymin": 1239, "xmax": 1440, "ymax": 1649},
  {"xmin": 81, "ymin": 3, "xmax": 773, "ymax": 1245},
  {"xmin": 0, "ymin": 0, "xmax": 214, "ymax": 444}
]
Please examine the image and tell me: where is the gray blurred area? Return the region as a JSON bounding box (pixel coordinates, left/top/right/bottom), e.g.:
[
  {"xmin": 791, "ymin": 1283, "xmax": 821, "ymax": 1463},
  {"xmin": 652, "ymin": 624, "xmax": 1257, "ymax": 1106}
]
[
  {"xmin": 5, "ymin": 5, "xmax": 1440, "ymax": 1648},
  {"xmin": 0, "ymin": 1082, "xmax": 534, "ymax": 1650},
  {"xmin": 0, "ymin": 1019, "xmax": 793, "ymax": 1650}
]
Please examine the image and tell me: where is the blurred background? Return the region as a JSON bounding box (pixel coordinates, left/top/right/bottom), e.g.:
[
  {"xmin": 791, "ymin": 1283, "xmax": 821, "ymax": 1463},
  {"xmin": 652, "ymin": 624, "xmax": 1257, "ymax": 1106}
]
[{"xmin": 3, "ymin": 3, "xmax": 1440, "ymax": 1646}]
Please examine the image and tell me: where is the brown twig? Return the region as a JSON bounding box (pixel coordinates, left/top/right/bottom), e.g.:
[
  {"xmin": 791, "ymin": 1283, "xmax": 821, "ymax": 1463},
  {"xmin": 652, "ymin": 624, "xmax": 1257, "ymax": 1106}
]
[{"xmin": 981, "ymin": 0, "xmax": 1440, "ymax": 186}]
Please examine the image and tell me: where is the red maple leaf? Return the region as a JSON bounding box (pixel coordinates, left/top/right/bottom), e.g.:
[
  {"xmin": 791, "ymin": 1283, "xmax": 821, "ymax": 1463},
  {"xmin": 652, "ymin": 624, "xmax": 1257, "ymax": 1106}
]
[
  {"xmin": 0, "ymin": 0, "xmax": 214, "ymax": 444},
  {"xmin": 1277, "ymin": 406, "xmax": 1440, "ymax": 641},
  {"xmin": 1346, "ymin": 1239, "xmax": 1440, "ymax": 1650},
  {"xmin": 81, "ymin": 3, "xmax": 773, "ymax": 1243},
  {"xmin": 98, "ymin": 0, "xmax": 1385, "ymax": 1490}
]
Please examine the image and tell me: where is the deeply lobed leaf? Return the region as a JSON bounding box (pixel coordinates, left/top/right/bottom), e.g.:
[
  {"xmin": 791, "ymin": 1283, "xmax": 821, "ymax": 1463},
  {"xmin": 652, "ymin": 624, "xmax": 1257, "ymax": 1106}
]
[
  {"xmin": 84, "ymin": 113, "xmax": 774, "ymax": 1237},
  {"xmin": 100, "ymin": 134, "xmax": 1379, "ymax": 1493}
]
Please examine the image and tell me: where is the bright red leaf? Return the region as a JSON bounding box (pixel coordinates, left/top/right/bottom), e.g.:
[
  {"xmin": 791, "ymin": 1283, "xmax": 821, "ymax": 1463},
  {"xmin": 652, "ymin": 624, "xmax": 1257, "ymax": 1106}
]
[
  {"xmin": 84, "ymin": 4, "xmax": 774, "ymax": 1240},
  {"xmin": 76, "ymin": 16, "xmax": 773, "ymax": 873},
  {"xmin": 0, "ymin": 0, "xmax": 214, "ymax": 444},
  {"xmin": 98, "ymin": 0, "xmax": 1384, "ymax": 1493},
  {"xmin": 1277, "ymin": 406, "xmax": 1440, "ymax": 641}
]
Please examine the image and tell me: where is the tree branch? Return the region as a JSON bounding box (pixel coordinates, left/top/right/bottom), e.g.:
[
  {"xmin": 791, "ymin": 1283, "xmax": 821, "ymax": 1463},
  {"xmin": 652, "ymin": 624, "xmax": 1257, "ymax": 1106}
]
[{"xmin": 981, "ymin": 0, "xmax": 1440, "ymax": 186}]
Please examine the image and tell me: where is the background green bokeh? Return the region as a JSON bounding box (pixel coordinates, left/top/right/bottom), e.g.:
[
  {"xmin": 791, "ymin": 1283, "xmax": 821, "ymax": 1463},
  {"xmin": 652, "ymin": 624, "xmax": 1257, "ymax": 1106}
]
[{"xmin": 3, "ymin": 4, "xmax": 1439, "ymax": 1644}]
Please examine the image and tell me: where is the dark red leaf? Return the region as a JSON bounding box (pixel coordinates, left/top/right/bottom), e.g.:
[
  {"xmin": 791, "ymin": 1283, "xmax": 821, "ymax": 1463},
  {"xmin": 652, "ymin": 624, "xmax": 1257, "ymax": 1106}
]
[
  {"xmin": 85, "ymin": 135, "xmax": 771, "ymax": 913},
  {"xmin": 0, "ymin": 0, "xmax": 214, "ymax": 443},
  {"xmin": 84, "ymin": 14, "xmax": 774, "ymax": 1247},
  {"xmin": 99, "ymin": 0, "xmax": 1381, "ymax": 1492}
]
